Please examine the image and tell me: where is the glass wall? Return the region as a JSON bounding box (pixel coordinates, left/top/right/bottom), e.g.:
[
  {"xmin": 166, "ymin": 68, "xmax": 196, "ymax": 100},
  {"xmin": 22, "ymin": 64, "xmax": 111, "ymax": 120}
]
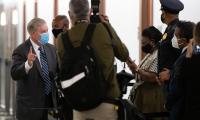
[
  {"xmin": 25, "ymin": 0, "xmax": 34, "ymax": 41},
  {"xmin": 38, "ymin": 0, "xmax": 54, "ymax": 44},
  {"xmin": 106, "ymin": 0, "xmax": 140, "ymax": 73},
  {"xmin": 0, "ymin": 0, "xmax": 18, "ymax": 116}
]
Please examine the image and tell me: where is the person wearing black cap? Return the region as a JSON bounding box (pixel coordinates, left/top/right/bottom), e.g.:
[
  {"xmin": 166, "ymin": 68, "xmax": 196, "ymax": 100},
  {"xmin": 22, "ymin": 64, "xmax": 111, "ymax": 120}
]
[{"xmin": 158, "ymin": 0, "xmax": 184, "ymax": 94}]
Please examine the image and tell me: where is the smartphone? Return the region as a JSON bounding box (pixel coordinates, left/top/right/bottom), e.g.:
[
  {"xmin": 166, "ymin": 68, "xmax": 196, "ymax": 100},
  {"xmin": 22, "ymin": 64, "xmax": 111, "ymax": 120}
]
[
  {"xmin": 127, "ymin": 57, "xmax": 134, "ymax": 63},
  {"xmin": 193, "ymin": 45, "xmax": 200, "ymax": 54}
]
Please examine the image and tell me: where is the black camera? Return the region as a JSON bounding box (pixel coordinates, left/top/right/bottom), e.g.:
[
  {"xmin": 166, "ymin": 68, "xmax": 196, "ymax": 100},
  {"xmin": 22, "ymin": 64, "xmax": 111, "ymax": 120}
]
[
  {"xmin": 90, "ymin": 0, "xmax": 101, "ymax": 23},
  {"xmin": 117, "ymin": 70, "xmax": 135, "ymax": 97}
]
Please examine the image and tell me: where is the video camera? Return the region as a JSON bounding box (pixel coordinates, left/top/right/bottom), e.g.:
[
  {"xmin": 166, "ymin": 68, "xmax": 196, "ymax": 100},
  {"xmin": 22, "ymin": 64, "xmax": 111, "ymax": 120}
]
[
  {"xmin": 116, "ymin": 63, "xmax": 135, "ymax": 98},
  {"xmin": 90, "ymin": 0, "xmax": 101, "ymax": 23}
]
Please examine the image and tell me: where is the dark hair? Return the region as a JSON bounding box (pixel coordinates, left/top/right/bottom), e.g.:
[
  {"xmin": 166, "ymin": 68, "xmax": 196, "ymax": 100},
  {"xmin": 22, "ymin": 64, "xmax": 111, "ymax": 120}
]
[
  {"xmin": 194, "ymin": 21, "xmax": 200, "ymax": 44},
  {"xmin": 142, "ymin": 26, "xmax": 162, "ymax": 44},
  {"xmin": 176, "ymin": 21, "xmax": 195, "ymax": 42}
]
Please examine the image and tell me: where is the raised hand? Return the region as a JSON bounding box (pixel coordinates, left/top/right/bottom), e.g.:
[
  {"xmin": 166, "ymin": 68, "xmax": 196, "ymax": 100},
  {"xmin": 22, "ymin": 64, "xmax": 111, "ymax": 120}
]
[
  {"xmin": 27, "ymin": 46, "xmax": 37, "ymax": 66},
  {"xmin": 126, "ymin": 57, "xmax": 138, "ymax": 73},
  {"xmin": 99, "ymin": 14, "xmax": 109, "ymax": 23}
]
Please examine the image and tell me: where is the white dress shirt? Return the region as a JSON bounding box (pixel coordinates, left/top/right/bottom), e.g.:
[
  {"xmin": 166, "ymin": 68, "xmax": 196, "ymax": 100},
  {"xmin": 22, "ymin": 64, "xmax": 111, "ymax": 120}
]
[{"xmin": 182, "ymin": 46, "xmax": 187, "ymax": 54}]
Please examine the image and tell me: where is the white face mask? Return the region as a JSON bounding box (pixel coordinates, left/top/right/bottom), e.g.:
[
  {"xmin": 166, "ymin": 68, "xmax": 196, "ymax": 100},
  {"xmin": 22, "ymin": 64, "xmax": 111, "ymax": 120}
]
[{"xmin": 171, "ymin": 35, "xmax": 180, "ymax": 49}]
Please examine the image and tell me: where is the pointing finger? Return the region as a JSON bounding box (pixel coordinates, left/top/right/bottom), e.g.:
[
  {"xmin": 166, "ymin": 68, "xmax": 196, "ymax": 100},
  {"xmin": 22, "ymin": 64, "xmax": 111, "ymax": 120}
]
[{"xmin": 29, "ymin": 46, "xmax": 32, "ymax": 54}]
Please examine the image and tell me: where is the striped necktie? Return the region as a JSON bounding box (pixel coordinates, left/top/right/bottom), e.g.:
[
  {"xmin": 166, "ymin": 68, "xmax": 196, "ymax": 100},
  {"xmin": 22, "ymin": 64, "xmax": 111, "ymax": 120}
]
[{"xmin": 38, "ymin": 46, "xmax": 52, "ymax": 95}]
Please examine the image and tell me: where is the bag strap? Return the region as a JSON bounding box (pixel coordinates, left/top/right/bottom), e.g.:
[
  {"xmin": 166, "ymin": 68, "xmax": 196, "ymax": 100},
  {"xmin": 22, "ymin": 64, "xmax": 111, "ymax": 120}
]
[
  {"xmin": 61, "ymin": 23, "xmax": 96, "ymax": 49},
  {"xmin": 102, "ymin": 22, "xmax": 119, "ymax": 56},
  {"xmin": 102, "ymin": 22, "xmax": 119, "ymax": 72},
  {"xmin": 61, "ymin": 31, "xmax": 72, "ymax": 50},
  {"xmin": 102, "ymin": 22, "xmax": 114, "ymax": 40},
  {"xmin": 81, "ymin": 23, "xmax": 96, "ymax": 46},
  {"xmin": 102, "ymin": 23, "xmax": 116, "ymax": 48}
]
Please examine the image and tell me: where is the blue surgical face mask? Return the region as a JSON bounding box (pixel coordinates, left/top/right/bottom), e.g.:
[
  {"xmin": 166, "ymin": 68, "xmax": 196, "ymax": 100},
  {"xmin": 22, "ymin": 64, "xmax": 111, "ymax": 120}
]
[{"xmin": 39, "ymin": 32, "xmax": 49, "ymax": 45}]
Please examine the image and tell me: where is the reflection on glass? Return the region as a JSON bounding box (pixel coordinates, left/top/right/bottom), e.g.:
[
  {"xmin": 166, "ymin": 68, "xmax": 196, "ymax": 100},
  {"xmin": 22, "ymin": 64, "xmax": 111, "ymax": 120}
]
[
  {"xmin": 12, "ymin": 10, "xmax": 18, "ymax": 25},
  {"xmin": 0, "ymin": 12, "xmax": 6, "ymax": 26}
]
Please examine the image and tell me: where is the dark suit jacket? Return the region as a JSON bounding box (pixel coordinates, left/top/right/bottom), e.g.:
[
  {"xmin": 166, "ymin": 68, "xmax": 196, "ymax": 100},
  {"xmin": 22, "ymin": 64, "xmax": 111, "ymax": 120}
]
[
  {"xmin": 158, "ymin": 19, "xmax": 181, "ymax": 73},
  {"xmin": 158, "ymin": 19, "xmax": 181, "ymax": 95},
  {"xmin": 166, "ymin": 50, "xmax": 186, "ymax": 120},
  {"xmin": 11, "ymin": 39, "xmax": 58, "ymax": 120},
  {"xmin": 180, "ymin": 53, "xmax": 200, "ymax": 119},
  {"xmin": 167, "ymin": 50, "xmax": 200, "ymax": 120}
]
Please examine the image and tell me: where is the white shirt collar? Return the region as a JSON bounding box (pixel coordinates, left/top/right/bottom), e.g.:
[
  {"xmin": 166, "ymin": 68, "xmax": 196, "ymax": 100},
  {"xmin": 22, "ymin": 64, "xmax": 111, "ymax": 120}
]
[
  {"xmin": 30, "ymin": 38, "xmax": 40, "ymax": 50},
  {"xmin": 182, "ymin": 46, "xmax": 187, "ymax": 53}
]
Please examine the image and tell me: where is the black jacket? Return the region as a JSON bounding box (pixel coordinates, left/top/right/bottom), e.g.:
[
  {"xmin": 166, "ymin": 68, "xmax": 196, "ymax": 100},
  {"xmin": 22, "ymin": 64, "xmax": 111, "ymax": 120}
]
[
  {"xmin": 166, "ymin": 50, "xmax": 186, "ymax": 120},
  {"xmin": 180, "ymin": 53, "xmax": 200, "ymax": 119},
  {"xmin": 158, "ymin": 19, "xmax": 181, "ymax": 73}
]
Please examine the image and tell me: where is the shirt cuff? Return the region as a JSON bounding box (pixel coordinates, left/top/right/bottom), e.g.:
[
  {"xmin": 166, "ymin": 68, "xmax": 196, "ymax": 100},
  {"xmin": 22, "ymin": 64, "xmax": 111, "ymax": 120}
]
[{"xmin": 25, "ymin": 60, "xmax": 33, "ymax": 74}]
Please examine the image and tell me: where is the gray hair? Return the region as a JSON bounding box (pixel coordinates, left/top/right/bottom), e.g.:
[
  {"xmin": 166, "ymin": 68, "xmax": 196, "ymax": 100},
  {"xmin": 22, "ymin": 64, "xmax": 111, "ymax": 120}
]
[
  {"xmin": 69, "ymin": 0, "xmax": 89, "ymax": 19},
  {"xmin": 27, "ymin": 18, "xmax": 46, "ymax": 34}
]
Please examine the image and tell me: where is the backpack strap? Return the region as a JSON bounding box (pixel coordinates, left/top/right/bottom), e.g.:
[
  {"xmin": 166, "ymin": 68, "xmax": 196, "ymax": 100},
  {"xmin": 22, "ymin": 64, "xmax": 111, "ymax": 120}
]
[
  {"xmin": 102, "ymin": 22, "xmax": 119, "ymax": 71},
  {"xmin": 61, "ymin": 31, "xmax": 73, "ymax": 51},
  {"xmin": 102, "ymin": 22, "xmax": 118, "ymax": 54},
  {"xmin": 61, "ymin": 24, "xmax": 96, "ymax": 60},
  {"xmin": 102, "ymin": 22, "xmax": 114, "ymax": 40},
  {"xmin": 81, "ymin": 23, "xmax": 97, "ymax": 46}
]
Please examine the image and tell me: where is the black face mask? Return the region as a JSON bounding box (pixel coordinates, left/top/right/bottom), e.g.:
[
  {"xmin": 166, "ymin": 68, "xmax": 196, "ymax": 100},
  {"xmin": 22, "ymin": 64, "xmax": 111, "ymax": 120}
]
[
  {"xmin": 52, "ymin": 29, "xmax": 63, "ymax": 38},
  {"xmin": 142, "ymin": 44, "xmax": 153, "ymax": 53},
  {"xmin": 160, "ymin": 13, "xmax": 165, "ymax": 23}
]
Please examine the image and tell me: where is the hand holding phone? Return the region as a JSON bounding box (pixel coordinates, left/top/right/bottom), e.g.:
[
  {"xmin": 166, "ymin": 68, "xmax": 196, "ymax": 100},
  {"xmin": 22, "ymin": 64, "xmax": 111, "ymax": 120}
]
[
  {"xmin": 126, "ymin": 57, "xmax": 138, "ymax": 73},
  {"xmin": 127, "ymin": 57, "xmax": 134, "ymax": 64}
]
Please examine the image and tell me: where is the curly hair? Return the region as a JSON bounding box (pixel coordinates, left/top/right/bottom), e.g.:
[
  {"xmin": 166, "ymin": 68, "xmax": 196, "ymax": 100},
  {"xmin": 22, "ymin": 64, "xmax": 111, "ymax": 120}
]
[{"xmin": 142, "ymin": 26, "xmax": 162, "ymax": 44}]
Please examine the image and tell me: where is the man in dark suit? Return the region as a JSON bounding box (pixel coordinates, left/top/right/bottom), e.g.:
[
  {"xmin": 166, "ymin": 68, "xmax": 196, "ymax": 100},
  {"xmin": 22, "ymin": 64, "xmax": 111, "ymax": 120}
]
[
  {"xmin": 11, "ymin": 18, "xmax": 58, "ymax": 120},
  {"xmin": 159, "ymin": 21, "xmax": 195, "ymax": 120},
  {"xmin": 158, "ymin": 0, "xmax": 184, "ymax": 93}
]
